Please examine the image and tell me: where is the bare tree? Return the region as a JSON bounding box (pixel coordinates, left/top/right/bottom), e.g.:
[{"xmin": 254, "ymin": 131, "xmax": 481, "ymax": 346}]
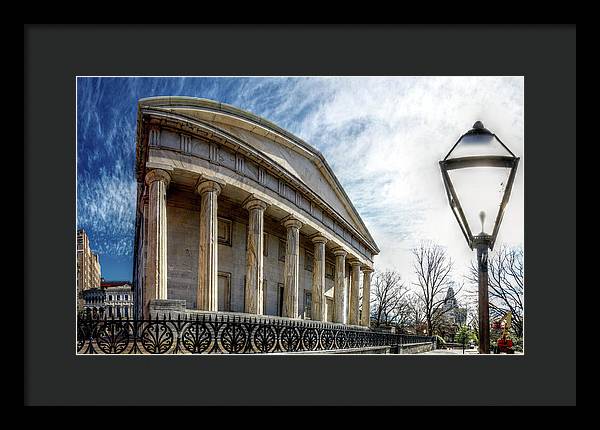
[
  {"xmin": 393, "ymin": 290, "xmax": 415, "ymax": 333},
  {"xmin": 412, "ymin": 241, "xmax": 462, "ymax": 336},
  {"xmin": 468, "ymin": 305, "xmax": 479, "ymax": 340},
  {"xmin": 406, "ymin": 291, "xmax": 426, "ymax": 335},
  {"xmin": 466, "ymin": 244, "xmax": 524, "ymax": 338},
  {"xmin": 369, "ymin": 269, "xmax": 409, "ymax": 328}
]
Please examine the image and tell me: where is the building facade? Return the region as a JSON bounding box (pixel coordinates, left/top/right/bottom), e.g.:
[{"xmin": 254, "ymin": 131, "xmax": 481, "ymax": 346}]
[
  {"xmin": 81, "ymin": 288, "xmax": 105, "ymax": 317},
  {"xmin": 76, "ymin": 229, "xmax": 101, "ymax": 311},
  {"xmin": 438, "ymin": 286, "xmax": 467, "ymax": 341},
  {"xmin": 103, "ymin": 281, "xmax": 134, "ymax": 318},
  {"xmin": 441, "ymin": 286, "xmax": 467, "ymax": 326},
  {"xmin": 133, "ymin": 97, "xmax": 379, "ymax": 326},
  {"xmin": 82, "ymin": 281, "xmax": 134, "ymax": 319}
]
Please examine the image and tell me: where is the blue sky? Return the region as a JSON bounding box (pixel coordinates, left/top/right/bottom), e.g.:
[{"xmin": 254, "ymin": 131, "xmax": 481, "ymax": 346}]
[{"xmin": 77, "ymin": 76, "xmax": 524, "ymax": 287}]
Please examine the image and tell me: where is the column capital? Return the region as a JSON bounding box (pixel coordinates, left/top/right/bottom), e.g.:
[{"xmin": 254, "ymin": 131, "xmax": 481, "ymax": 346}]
[
  {"xmin": 145, "ymin": 169, "xmax": 171, "ymax": 187},
  {"xmin": 333, "ymin": 248, "xmax": 347, "ymax": 257},
  {"xmin": 310, "ymin": 234, "xmax": 328, "ymax": 245},
  {"xmin": 361, "ymin": 267, "xmax": 375, "ymax": 274},
  {"xmin": 282, "ymin": 215, "xmax": 303, "ymax": 230},
  {"xmin": 349, "ymin": 259, "xmax": 362, "ymax": 267},
  {"xmin": 242, "ymin": 195, "xmax": 269, "ymax": 212},
  {"xmin": 196, "ymin": 179, "xmax": 223, "ymax": 196}
]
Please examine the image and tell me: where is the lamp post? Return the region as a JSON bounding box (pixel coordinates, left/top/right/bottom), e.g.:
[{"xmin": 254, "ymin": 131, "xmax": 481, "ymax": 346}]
[{"xmin": 439, "ymin": 121, "xmax": 519, "ymax": 354}]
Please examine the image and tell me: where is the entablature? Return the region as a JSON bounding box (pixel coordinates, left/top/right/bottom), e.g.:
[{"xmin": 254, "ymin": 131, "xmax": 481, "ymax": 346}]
[{"xmin": 137, "ymin": 110, "xmax": 378, "ymax": 263}]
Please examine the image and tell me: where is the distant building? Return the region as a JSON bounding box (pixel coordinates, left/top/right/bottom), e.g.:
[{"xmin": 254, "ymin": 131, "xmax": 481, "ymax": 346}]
[
  {"xmin": 441, "ymin": 286, "xmax": 467, "ymax": 326},
  {"xmin": 82, "ymin": 281, "xmax": 134, "ymax": 319},
  {"xmin": 439, "ymin": 286, "xmax": 467, "ymax": 341},
  {"xmin": 76, "ymin": 229, "xmax": 101, "ymax": 312},
  {"xmin": 82, "ymin": 288, "xmax": 105, "ymax": 317},
  {"xmin": 102, "ymin": 281, "xmax": 134, "ymax": 318}
]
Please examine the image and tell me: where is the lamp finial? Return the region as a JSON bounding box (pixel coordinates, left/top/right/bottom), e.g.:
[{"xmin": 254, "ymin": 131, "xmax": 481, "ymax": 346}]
[{"xmin": 479, "ymin": 210, "xmax": 486, "ymax": 233}]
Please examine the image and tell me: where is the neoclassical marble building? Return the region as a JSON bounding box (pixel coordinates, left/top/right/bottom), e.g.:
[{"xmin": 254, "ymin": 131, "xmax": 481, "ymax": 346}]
[{"xmin": 133, "ymin": 97, "xmax": 379, "ymax": 326}]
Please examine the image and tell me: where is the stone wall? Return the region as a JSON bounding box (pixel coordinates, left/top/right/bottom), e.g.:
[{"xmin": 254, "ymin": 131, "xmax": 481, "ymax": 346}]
[
  {"xmin": 281, "ymin": 343, "xmax": 434, "ymax": 355},
  {"xmin": 297, "ymin": 346, "xmax": 391, "ymax": 354},
  {"xmin": 164, "ymin": 191, "xmax": 341, "ymax": 321},
  {"xmin": 397, "ymin": 342, "xmax": 435, "ymax": 354},
  {"xmin": 166, "ymin": 205, "xmax": 199, "ymax": 307}
]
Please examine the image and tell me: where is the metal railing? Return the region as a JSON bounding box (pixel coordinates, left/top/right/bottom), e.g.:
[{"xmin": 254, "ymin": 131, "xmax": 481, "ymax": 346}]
[{"xmin": 76, "ymin": 313, "xmax": 435, "ymax": 354}]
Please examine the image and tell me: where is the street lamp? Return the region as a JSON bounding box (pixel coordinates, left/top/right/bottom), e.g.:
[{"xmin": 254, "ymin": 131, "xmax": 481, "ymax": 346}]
[{"xmin": 439, "ymin": 121, "xmax": 520, "ymax": 354}]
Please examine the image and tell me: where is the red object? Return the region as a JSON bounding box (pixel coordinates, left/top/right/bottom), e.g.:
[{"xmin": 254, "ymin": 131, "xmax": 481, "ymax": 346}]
[
  {"xmin": 497, "ymin": 338, "xmax": 513, "ymax": 352},
  {"xmin": 101, "ymin": 281, "xmax": 132, "ymax": 288}
]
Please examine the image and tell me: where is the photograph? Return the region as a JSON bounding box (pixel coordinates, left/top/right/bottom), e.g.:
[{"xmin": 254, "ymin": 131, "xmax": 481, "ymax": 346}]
[{"xmin": 75, "ymin": 76, "xmax": 524, "ymax": 355}]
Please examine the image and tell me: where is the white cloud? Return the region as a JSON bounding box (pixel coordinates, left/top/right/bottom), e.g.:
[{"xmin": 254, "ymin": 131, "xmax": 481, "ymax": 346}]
[
  {"xmin": 77, "ymin": 78, "xmax": 138, "ymax": 257},
  {"xmin": 77, "ymin": 76, "xmax": 524, "ymax": 290},
  {"xmin": 231, "ymin": 76, "xmax": 524, "ymax": 289}
]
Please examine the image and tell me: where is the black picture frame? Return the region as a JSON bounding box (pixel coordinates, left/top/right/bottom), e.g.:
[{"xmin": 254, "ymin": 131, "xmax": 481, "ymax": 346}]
[{"xmin": 24, "ymin": 24, "xmax": 576, "ymax": 406}]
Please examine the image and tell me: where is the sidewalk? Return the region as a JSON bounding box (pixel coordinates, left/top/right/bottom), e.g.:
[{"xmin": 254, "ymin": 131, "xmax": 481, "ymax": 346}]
[
  {"xmin": 420, "ymin": 348, "xmax": 523, "ymax": 355},
  {"xmin": 420, "ymin": 348, "xmax": 476, "ymax": 355}
]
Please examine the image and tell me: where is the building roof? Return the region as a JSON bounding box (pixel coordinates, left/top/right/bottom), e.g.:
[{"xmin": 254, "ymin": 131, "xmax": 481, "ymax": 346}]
[
  {"xmin": 82, "ymin": 288, "xmax": 104, "ymax": 294},
  {"xmin": 101, "ymin": 281, "xmax": 132, "ymax": 289}
]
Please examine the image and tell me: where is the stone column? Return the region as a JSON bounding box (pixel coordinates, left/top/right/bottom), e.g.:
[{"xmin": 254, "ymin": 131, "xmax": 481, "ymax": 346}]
[
  {"xmin": 333, "ymin": 248, "xmax": 347, "ymax": 324},
  {"xmin": 144, "ymin": 169, "xmax": 171, "ymax": 318},
  {"xmin": 196, "ymin": 180, "xmax": 222, "ymax": 311},
  {"xmin": 361, "ymin": 268, "xmax": 374, "ymax": 327},
  {"xmin": 243, "ymin": 196, "xmax": 268, "ymax": 314},
  {"xmin": 282, "ymin": 216, "xmax": 303, "ymax": 319},
  {"xmin": 349, "ymin": 259, "xmax": 361, "ymax": 325},
  {"xmin": 311, "ymin": 235, "xmax": 328, "ymax": 321}
]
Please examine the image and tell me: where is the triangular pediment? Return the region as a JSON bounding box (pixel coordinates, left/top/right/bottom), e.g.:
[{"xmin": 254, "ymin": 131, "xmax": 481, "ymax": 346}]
[
  {"xmin": 215, "ymin": 122, "xmax": 367, "ymax": 233},
  {"xmin": 138, "ymin": 97, "xmax": 379, "ymax": 253}
]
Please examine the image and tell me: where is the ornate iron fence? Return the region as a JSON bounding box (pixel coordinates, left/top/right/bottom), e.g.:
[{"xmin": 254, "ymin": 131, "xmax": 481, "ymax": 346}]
[{"xmin": 76, "ymin": 313, "xmax": 435, "ymax": 354}]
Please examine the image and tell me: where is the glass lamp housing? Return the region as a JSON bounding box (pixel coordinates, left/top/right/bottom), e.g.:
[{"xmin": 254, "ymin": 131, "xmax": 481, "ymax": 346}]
[{"xmin": 440, "ymin": 121, "xmax": 520, "ymax": 250}]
